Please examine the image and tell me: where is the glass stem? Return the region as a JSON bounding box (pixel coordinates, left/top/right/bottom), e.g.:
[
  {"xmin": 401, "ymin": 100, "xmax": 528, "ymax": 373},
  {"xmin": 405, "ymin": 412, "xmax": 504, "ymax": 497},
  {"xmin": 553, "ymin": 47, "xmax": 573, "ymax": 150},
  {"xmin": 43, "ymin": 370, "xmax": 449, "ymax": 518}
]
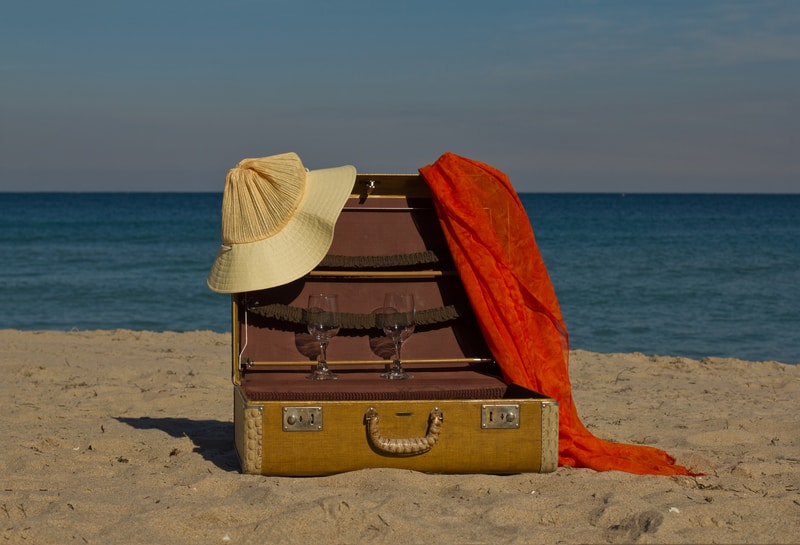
[
  {"xmin": 393, "ymin": 339, "xmax": 402, "ymax": 369},
  {"xmin": 318, "ymin": 340, "xmax": 329, "ymax": 370}
]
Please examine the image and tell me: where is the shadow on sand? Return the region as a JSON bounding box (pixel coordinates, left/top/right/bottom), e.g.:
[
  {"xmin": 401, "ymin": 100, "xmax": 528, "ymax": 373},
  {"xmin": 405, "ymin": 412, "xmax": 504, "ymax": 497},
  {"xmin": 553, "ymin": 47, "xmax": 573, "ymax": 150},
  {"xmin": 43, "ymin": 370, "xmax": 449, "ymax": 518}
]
[{"xmin": 116, "ymin": 416, "xmax": 240, "ymax": 472}]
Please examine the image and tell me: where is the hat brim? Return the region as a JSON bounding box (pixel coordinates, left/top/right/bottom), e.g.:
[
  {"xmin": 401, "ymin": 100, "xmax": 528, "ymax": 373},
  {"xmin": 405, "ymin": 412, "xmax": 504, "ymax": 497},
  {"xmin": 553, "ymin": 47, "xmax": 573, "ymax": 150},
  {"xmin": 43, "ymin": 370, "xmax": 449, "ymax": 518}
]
[{"xmin": 207, "ymin": 164, "xmax": 356, "ymax": 293}]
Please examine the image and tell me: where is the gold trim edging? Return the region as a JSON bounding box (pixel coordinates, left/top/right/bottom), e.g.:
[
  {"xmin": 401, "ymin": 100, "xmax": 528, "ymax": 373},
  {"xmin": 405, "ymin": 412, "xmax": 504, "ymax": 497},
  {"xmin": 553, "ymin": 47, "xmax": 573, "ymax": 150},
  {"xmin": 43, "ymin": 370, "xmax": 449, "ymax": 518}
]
[{"xmin": 540, "ymin": 401, "xmax": 560, "ymax": 472}]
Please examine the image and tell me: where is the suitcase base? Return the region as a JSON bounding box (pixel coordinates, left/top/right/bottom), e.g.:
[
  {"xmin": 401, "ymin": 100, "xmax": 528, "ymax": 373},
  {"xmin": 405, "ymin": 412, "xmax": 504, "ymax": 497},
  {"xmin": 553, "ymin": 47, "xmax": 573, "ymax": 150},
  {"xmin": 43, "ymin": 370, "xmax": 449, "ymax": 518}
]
[{"xmin": 233, "ymin": 368, "xmax": 559, "ymax": 476}]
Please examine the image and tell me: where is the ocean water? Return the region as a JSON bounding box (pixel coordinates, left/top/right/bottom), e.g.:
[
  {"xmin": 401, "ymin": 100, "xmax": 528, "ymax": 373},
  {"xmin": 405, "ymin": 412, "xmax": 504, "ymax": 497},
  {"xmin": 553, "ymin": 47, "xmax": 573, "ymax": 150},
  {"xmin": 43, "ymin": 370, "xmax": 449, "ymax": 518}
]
[
  {"xmin": 523, "ymin": 193, "xmax": 800, "ymax": 364},
  {"xmin": 1, "ymin": 192, "xmax": 798, "ymax": 364},
  {"xmin": 0, "ymin": 193, "xmax": 226, "ymax": 333}
]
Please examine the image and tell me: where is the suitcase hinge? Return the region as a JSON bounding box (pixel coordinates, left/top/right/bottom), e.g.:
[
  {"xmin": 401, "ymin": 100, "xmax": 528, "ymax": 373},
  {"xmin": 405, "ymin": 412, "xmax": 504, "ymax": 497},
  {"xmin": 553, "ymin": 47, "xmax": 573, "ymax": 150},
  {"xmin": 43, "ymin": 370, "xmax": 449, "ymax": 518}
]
[{"xmin": 357, "ymin": 179, "xmax": 378, "ymax": 203}]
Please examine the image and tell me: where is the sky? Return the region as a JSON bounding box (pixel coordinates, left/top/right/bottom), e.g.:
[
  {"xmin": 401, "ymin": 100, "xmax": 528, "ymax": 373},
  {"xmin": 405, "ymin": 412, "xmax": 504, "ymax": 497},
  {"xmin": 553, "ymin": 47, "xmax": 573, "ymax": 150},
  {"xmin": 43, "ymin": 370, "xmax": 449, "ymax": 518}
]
[{"xmin": 1, "ymin": 0, "xmax": 798, "ymax": 193}]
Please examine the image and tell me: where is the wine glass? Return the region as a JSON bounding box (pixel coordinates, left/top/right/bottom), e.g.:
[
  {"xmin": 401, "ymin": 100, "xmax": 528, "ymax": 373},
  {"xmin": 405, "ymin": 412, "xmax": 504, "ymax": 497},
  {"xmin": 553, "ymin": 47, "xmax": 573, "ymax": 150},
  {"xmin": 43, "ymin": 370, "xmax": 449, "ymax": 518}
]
[
  {"xmin": 306, "ymin": 294, "xmax": 340, "ymax": 380},
  {"xmin": 376, "ymin": 293, "xmax": 415, "ymax": 380}
]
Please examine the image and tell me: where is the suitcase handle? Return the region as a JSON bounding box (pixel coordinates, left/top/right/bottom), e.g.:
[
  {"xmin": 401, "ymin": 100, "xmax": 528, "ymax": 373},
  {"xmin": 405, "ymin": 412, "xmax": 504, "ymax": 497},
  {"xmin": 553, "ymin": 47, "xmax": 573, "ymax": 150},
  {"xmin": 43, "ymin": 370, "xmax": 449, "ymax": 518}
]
[{"xmin": 364, "ymin": 407, "xmax": 444, "ymax": 456}]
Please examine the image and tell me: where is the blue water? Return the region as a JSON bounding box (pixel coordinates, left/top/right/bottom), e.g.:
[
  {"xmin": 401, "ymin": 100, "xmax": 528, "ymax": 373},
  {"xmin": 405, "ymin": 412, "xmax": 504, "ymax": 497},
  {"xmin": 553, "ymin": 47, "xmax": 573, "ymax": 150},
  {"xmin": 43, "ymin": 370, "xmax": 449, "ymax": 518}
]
[
  {"xmin": 1, "ymin": 192, "xmax": 798, "ymax": 364},
  {"xmin": 0, "ymin": 193, "xmax": 226, "ymax": 332}
]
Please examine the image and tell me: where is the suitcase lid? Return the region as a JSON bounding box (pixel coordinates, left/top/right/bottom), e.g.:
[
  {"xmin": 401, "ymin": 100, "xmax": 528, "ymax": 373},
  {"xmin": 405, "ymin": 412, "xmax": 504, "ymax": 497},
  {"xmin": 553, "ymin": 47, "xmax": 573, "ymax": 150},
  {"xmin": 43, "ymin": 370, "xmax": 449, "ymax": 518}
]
[{"xmin": 230, "ymin": 173, "xmax": 497, "ymax": 388}]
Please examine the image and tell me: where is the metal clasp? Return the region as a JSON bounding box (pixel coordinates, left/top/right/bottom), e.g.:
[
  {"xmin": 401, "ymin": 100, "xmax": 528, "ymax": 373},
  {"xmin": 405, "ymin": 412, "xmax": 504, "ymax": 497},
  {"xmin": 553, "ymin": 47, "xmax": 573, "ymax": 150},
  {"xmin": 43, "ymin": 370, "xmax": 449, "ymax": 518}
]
[
  {"xmin": 481, "ymin": 404, "xmax": 520, "ymax": 429},
  {"xmin": 282, "ymin": 407, "xmax": 323, "ymax": 431}
]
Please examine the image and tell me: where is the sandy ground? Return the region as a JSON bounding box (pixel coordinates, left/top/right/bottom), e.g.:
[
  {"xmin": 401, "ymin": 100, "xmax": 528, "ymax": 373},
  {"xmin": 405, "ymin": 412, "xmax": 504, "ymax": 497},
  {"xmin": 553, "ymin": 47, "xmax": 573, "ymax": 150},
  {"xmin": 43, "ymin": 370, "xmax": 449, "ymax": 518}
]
[{"xmin": 1, "ymin": 329, "xmax": 798, "ymax": 544}]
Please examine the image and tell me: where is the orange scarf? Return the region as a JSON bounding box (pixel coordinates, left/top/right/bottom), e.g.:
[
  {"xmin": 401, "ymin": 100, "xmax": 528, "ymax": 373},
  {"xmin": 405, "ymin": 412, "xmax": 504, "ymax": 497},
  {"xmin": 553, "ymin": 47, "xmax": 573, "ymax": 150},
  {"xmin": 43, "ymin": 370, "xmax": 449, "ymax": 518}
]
[{"xmin": 420, "ymin": 152, "xmax": 695, "ymax": 475}]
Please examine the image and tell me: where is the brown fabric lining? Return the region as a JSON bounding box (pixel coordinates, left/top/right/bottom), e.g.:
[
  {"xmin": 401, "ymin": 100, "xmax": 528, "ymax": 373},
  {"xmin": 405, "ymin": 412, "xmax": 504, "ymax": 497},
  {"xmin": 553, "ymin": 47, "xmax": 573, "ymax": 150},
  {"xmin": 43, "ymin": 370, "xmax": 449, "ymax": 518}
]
[
  {"xmin": 318, "ymin": 251, "xmax": 448, "ymax": 269},
  {"xmin": 248, "ymin": 303, "xmax": 461, "ymax": 329}
]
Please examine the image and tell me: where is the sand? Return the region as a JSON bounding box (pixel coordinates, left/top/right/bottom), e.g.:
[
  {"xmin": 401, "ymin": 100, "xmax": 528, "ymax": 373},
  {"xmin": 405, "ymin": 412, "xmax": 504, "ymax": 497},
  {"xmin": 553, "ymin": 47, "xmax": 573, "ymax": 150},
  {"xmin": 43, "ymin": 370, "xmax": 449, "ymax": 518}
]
[{"xmin": 1, "ymin": 329, "xmax": 798, "ymax": 544}]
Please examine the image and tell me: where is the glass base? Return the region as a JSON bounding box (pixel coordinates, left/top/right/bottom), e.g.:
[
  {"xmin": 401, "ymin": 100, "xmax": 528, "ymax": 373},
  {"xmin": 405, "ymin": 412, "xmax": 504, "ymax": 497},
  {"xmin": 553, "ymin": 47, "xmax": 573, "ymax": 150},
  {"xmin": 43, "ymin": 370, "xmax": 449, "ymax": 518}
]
[
  {"xmin": 381, "ymin": 371, "xmax": 412, "ymax": 380},
  {"xmin": 307, "ymin": 366, "xmax": 338, "ymax": 380},
  {"xmin": 381, "ymin": 363, "xmax": 412, "ymax": 380}
]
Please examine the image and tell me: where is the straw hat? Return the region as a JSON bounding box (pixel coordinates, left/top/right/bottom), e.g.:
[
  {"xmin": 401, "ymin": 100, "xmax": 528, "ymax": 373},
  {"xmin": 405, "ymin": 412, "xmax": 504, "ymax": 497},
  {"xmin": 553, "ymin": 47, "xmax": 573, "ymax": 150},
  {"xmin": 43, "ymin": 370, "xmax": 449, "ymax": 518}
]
[{"xmin": 207, "ymin": 152, "xmax": 356, "ymax": 293}]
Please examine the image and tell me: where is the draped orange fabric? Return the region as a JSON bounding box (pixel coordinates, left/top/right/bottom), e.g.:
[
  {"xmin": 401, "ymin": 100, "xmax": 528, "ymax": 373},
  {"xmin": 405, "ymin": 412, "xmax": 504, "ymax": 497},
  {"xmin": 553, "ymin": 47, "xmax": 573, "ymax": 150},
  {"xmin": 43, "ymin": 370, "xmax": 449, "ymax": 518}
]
[{"xmin": 420, "ymin": 152, "xmax": 695, "ymax": 475}]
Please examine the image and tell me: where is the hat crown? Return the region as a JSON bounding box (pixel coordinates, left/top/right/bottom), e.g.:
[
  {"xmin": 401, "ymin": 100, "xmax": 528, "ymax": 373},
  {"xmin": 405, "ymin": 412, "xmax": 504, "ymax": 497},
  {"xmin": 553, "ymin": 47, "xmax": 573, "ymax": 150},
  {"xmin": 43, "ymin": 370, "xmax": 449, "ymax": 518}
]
[{"xmin": 221, "ymin": 152, "xmax": 306, "ymax": 244}]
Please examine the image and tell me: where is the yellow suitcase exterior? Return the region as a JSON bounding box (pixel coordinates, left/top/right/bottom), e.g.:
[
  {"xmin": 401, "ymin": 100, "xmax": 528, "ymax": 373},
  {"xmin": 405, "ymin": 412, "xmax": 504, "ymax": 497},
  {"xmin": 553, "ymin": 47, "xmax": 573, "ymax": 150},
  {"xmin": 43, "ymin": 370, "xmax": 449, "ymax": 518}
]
[{"xmin": 228, "ymin": 174, "xmax": 559, "ymax": 476}]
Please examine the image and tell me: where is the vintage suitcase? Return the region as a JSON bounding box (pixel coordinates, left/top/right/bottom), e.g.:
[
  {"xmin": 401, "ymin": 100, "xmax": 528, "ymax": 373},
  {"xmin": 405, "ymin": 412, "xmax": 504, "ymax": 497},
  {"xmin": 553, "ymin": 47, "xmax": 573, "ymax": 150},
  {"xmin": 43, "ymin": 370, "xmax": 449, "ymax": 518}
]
[{"xmin": 229, "ymin": 174, "xmax": 559, "ymax": 476}]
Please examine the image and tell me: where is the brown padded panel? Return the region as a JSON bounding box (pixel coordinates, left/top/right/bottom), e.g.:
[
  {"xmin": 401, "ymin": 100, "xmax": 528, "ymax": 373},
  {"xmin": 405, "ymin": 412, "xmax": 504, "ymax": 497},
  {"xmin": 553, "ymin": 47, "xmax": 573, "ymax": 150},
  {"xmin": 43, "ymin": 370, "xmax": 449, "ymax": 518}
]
[{"xmin": 242, "ymin": 366, "xmax": 508, "ymax": 401}]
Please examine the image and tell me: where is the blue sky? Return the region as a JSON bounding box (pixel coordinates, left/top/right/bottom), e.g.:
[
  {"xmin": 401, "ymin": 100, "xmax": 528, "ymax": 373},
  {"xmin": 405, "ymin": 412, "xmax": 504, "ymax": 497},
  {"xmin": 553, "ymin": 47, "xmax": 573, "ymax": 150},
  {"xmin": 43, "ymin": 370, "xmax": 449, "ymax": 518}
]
[{"xmin": 1, "ymin": 0, "xmax": 798, "ymax": 192}]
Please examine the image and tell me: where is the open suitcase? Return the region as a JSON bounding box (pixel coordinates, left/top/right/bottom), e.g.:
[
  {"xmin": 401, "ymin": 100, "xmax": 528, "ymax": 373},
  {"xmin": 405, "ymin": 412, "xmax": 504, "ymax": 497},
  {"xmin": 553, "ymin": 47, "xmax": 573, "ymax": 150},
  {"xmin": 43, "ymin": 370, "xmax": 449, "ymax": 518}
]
[{"xmin": 230, "ymin": 174, "xmax": 559, "ymax": 476}]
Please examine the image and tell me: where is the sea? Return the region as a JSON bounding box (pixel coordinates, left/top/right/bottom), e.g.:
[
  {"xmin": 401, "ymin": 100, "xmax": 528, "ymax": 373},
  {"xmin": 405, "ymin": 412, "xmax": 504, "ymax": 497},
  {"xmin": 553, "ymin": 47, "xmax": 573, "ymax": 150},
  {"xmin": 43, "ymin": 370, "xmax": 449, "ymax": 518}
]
[{"xmin": 1, "ymin": 192, "xmax": 798, "ymax": 364}]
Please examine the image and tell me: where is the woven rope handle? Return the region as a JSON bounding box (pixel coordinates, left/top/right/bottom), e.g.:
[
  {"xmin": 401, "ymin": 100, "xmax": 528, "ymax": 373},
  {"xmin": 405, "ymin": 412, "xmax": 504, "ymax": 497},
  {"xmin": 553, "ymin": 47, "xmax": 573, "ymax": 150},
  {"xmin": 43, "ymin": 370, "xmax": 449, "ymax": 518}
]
[{"xmin": 364, "ymin": 407, "xmax": 444, "ymax": 456}]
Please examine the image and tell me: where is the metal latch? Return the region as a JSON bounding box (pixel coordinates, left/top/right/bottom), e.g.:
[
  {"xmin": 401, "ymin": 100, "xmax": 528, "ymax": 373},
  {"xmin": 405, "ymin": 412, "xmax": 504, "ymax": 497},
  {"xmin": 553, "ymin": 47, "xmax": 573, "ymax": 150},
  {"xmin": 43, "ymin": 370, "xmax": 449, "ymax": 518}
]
[
  {"xmin": 282, "ymin": 407, "xmax": 323, "ymax": 431},
  {"xmin": 481, "ymin": 404, "xmax": 520, "ymax": 429},
  {"xmin": 358, "ymin": 179, "xmax": 378, "ymax": 203}
]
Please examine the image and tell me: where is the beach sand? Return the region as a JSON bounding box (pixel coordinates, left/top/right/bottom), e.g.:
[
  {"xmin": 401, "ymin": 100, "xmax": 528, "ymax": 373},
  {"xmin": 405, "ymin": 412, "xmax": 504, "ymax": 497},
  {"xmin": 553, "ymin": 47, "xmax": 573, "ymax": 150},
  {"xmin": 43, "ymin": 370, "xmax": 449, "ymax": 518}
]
[{"xmin": 1, "ymin": 329, "xmax": 798, "ymax": 544}]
